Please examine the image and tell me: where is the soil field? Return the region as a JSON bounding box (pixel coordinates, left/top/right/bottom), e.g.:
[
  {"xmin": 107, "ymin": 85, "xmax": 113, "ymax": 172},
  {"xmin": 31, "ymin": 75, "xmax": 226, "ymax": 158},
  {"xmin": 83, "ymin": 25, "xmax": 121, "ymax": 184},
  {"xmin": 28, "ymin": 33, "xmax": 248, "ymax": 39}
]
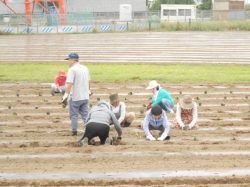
[{"xmin": 1, "ymin": 82, "xmax": 250, "ymax": 186}]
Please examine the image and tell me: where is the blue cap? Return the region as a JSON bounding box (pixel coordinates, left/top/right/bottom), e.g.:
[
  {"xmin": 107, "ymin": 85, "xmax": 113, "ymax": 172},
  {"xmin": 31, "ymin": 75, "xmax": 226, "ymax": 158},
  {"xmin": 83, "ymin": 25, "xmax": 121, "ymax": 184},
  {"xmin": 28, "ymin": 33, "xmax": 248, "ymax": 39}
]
[
  {"xmin": 98, "ymin": 100, "xmax": 110, "ymax": 109},
  {"xmin": 64, "ymin": 53, "xmax": 79, "ymax": 60}
]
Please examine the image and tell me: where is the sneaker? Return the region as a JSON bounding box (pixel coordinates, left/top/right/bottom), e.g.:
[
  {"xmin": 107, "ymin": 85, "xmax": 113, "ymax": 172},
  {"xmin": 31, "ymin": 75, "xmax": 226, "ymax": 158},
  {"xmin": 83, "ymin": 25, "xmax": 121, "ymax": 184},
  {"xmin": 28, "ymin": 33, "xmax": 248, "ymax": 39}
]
[
  {"xmin": 78, "ymin": 137, "xmax": 88, "ymax": 147},
  {"xmin": 72, "ymin": 131, "xmax": 77, "ymax": 136}
]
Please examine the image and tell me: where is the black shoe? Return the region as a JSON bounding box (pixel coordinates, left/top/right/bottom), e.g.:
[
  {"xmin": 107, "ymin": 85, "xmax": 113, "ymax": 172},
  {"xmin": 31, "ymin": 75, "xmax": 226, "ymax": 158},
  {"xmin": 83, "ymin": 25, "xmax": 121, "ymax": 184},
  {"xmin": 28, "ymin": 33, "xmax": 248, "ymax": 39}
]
[
  {"xmin": 123, "ymin": 122, "xmax": 131, "ymax": 127},
  {"xmin": 78, "ymin": 137, "xmax": 88, "ymax": 147},
  {"xmin": 72, "ymin": 131, "xmax": 77, "ymax": 136},
  {"xmin": 164, "ymin": 136, "xmax": 170, "ymax": 140}
]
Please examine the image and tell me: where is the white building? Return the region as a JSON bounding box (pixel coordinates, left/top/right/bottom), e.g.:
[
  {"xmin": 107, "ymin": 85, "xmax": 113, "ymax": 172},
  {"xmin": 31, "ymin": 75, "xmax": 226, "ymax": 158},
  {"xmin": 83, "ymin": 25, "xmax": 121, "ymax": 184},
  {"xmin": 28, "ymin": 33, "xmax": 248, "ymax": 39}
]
[{"xmin": 161, "ymin": 4, "xmax": 196, "ymax": 22}]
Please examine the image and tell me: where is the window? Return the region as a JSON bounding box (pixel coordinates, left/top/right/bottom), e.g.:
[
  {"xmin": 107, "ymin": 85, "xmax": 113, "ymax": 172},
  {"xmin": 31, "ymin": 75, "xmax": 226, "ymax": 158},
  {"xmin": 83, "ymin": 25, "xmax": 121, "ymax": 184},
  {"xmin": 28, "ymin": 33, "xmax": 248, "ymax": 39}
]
[
  {"xmin": 163, "ymin": 9, "xmax": 176, "ymax": 16},
  {"xmin": 178, "ymin": 9, "xmax": 192, "ymax": 16}
]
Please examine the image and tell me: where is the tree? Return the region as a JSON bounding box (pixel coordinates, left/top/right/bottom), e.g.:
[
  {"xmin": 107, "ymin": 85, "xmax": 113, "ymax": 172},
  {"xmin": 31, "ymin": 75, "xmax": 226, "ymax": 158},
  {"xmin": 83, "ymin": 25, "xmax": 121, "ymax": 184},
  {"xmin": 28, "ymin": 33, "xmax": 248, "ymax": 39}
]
[
  {"xmin": 150, "ymin": 0, "xmax": 196, "ymax": 11},
  {"xmin": 196, "ymin": 0, "xmax": 212, "ymax": 10}
]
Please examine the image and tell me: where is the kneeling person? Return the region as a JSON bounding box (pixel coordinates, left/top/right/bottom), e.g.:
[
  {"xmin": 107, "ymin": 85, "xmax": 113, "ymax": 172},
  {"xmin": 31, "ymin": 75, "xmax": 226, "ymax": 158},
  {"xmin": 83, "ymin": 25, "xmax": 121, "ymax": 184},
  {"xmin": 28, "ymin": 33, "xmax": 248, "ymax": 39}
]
[
  {"xmin": 51, "ymin": 70, "xmax": 67, "ymax": 95},
  {"xmin": 143, "ymin": 105, "xmax": 171, "ymax": 141},
  {"xmin": 78, "ymin": 100, "xmax": 122, "ymax": 146},
  {"xmin": 109, "ymin": 93, "xmax": 135, "ymax": 127}
]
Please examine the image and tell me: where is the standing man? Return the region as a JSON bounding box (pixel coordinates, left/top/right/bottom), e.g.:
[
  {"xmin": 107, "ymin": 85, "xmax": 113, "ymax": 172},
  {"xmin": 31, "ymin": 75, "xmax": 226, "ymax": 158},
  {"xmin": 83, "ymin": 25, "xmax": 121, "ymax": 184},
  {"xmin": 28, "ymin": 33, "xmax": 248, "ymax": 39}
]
[
  {"xmin": 62, "ymin": 53, "xmax": 91, "ymax": 136},
  {"xmin": 51, "ymin": 70, "xmax": 67, "ymax": 95}
]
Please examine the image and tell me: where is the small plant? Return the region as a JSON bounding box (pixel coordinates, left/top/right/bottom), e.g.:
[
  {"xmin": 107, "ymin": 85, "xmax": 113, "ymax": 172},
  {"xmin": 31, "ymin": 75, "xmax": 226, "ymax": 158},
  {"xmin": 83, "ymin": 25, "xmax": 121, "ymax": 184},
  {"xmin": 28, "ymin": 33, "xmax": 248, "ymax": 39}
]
[
  {"xmin": 204, "ymin": 90, "xmax": 207, "ymax": 94},
  {"xmin": 0, "ymin": 126, "xmax": 4, "ymax": 133},
  {"xmin": 195, "ymin": 96, "xmax": 199, "ymax": 100},
  {"xmin": 13, "ymin": 112, "xmax": 17, "ymax": 116},
  {"xmin": 97, "ymin": 97, "xmax": 100, "ymax": 101},
  {"xmin": 56, "ymin": 116, "xmax": 60, "ymax": 121},
  {"xmin": 217, "ymin": 109, "xmax": 223, "ymax": 113},
  {"xmin": 128, "ymin": 92, "xmax": 133, "ymax": 95},
  {"xmin": 38, "ymin": 92, "xmax": 42, "ymax": 96},
  {"xmin": 179, "ymin": 91, "xmax": 182, "ymax": 94},
  {"xmin": 35, "ymin": 106, "xmax": 39, "ymax": 109},
  {"xmin": 37, "ymin": 127, "xmax": 40, "ymax": 132},
  {"xmin": 175, "ymin": 97, "xmax": 179, "ymax": 101},
  {"xmin": 224, "ymin": 95, "xmax": 227, "ymax": 99},
  {"xmin": 198, "ymin": 102, "xmax": 202, "ymax": 106},
  {"xmin": 17, "ymin": 99, "xmax": 21, "ymax": 102},
  {"xmin": 217, "ymin": 116, "xmax": 221, "ymax": 120},
  {"xmin": 231, "ymin": 136, "xmax": 237, "ymax": 141},
  {"xmin": 221, "ymin": 103, "xmax": 225, "ymax": 106},
  {"xmin": 217, "ymin": 122, "xmax": 222, "ymax": 130},
  {"xmin": 46, "ymin": 110, "xmax": 50, "ymax": 115},
  {"xmin": 16, "ymin": 89, "xmax": 20, "ymax": 97},
  {"xmin": 142, "ymin": 104, "xmax": 146, "ymax": 107},
  {"xmin": 140, "ymin": 107, "xmax": 145, "ymax": 114},
  {"xmin": 43, "ymin": 98, "xmax": 48, "ymax": 102},
  {"xmin": 193, "ymin": 136, "xmax": 197, "ymax": 141},
  {"xmin": 7, "ymin": 103, "xmax": 11, "ymax": 109},
  {"xmin": 33, "ymin": 136, "xmax": 37, "ymax": 142},
  {"xmin": 245, "ymin": 95, "xmax": 248, "ymax": 99},
  {"xmin": 230, "ymin": 91, "xmax": 233, "ymax": 94},
  {"xmin": 124, "ymin": 97, "xmax": 128, "ymax": 100}
]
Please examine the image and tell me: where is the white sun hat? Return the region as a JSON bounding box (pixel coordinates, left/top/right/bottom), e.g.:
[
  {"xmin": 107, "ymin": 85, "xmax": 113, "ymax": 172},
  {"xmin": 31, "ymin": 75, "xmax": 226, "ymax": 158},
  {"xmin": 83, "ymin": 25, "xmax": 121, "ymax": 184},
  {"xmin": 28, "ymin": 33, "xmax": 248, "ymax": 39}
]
[{"xmin": 146, "ymin": 80, "xmax": 159, "ymax": 90}]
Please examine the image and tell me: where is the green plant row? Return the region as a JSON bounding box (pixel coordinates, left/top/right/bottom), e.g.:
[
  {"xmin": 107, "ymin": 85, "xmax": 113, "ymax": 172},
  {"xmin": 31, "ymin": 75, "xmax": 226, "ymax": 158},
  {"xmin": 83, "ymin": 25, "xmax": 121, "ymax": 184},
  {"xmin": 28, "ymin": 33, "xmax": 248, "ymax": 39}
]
[{"xmin": 0, "ymin": 63, "xmax": 249, "ymax": 83}]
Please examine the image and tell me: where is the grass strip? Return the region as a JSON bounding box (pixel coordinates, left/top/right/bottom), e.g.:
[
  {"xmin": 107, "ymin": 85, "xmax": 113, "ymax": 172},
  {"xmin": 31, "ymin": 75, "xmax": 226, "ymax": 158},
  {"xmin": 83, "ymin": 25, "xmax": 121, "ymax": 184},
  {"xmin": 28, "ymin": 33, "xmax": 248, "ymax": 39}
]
[{"xmin": 0, "ymin": 63, "xmax": 249, "ymax": 83}]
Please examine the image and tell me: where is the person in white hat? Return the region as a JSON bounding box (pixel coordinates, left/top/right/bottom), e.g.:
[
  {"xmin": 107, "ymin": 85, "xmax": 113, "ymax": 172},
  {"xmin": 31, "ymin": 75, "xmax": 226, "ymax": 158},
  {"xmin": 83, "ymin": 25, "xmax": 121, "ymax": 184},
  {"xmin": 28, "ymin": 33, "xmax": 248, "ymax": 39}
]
[
  {"xmin": 172, "ymin": 95, "xmax": 199, "ymax": 130},
  {"xmin": 146, "ymin": 80, "xmax": 174, "ymax": 113}
]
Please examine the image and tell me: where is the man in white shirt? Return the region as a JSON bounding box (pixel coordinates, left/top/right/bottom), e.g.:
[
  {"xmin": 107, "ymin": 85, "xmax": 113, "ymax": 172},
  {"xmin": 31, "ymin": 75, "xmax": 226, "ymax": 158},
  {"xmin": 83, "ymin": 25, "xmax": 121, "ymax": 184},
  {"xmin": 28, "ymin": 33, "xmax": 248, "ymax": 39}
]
[
  {"xmin": 109, "ymin": 93, "xmax": 135, "ymax": 127},
  {"xmin": 62, "ymin": 53, "xmax": 91, "ymax": 136}
]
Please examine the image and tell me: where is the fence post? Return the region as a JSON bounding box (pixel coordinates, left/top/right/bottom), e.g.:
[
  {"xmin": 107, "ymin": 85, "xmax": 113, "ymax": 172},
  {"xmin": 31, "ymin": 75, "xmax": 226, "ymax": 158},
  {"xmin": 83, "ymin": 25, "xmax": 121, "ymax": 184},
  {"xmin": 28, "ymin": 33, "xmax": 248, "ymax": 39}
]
[{"xmin": 189, "ymin": 18, "xmax": 191, "ymax": 27}]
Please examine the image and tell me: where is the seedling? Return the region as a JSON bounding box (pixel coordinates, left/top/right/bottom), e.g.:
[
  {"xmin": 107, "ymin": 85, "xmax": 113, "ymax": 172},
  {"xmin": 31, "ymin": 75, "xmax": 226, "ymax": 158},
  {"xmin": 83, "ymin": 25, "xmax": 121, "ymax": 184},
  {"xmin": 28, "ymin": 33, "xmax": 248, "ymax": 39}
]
[
  {"xmin": 38, "ymin": 92, "xmax": 42, "ymax": 96},
  {"xmin": 217, "ymin": 109, "xmax": 223, "ymax": 113},
  {"xmin": 43, "ymin": 98, "xmax": 48, "ymax": 102},
  {"xmin": 140, "ymin": 107, "xmax": 145, "ymax": 114},
  {"xmin": 35, "ymin": 106, "xmax": 39, "ymax": 109},
  {"xmin": 13, "ymin": 112, "xmax": 17, "ymax": 116},
  {"xmin": 231, "ymin": 136, "xmax": 237, "ymax": 141},
  {"xmin": 56, "ymin": 116, "xmax": 60, "ymax": 121},
  {"xmin": 0, "ymin": 126, "xmax": 4, "ymax": 133},
  {"xmin": 224, "ymin": 95, "xmax": 227, "ymax": 99},
  {"xmin": 179, "ymin": 91, "xmax": 182, "ymax": 94},
  {"xmin": 33, "ymin": 136, "xmax": 37, "ymax": 142},
  {"xmin": 175, "ymin": 97, "xmax": 179, "ymax": 101},
  {"xmin": 217, "ymin": 116, "xmax": 221, "ymax": 120},
  {"xmin": 221, "ymin": 103, "xmax": 225, "ymax": 106},
  {"xmin": 245, "ymin": 95, "xmax": 248, "ymax": 99},
  {"xmin": 128, "ymin": 92, "xmax": 133, "ymax": 95},
  {"xmin": 97, "ymin": 97, "xmax": 100, "ymax": 101},
  {"xmin": 195, "ymin": 96, "xmax": 199, "ymax": 100},
  {"xmin": 16, "ymin": 89, "xmax": 20, "ymax": 97},
  {"xmin": 217, "ymin": 122, "xmax": 222, "ymax": 130},
  {"xmin": 198, "ymin": 102, "xmax": 202, "ymax": 106},
  {"xmin": 7, "ymin": 103, "xmax": 11, "ymax": 109},
  {"xmin": 230, "ymin": 91, "xmax": 233, "ymax": 94},
  {"xmin": 17, "ymin": 99, "xmax": 21, "ymax": 102},
  {"xmin": 204, "ymin": 90, "xmax": 207, "ymax": 94},
  {"xmin": 46, "ymin": 110, "xmax": 50, "ymax": 115},
  {"xmin": 37, "ymin": 127, "xmax": 40, "ymax": 132},
  {"xmin": 142, "ymin": 104, "xmax": 146, "ymax": 107},
  {"xmin": 193, "ymin": 136, "xmax": 197, "ymax": 141}
]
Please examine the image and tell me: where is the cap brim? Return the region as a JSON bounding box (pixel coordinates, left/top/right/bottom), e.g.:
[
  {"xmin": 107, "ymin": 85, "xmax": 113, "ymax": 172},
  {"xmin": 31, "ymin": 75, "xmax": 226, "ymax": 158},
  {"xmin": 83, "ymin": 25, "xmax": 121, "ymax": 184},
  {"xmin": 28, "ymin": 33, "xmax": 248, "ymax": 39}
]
[
  {"xmin": 64, "ymin": 57, "xmax": 70, "ymax": 60},
  {"xmin": 146, "ymin": 86, "xmax": 155, "ymax": 90}
]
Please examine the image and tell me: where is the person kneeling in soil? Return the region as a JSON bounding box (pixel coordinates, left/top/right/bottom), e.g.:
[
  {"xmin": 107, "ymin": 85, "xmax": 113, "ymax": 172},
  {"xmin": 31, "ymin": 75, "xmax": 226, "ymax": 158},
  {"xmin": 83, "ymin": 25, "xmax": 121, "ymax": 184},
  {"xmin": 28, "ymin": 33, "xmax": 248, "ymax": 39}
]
[
  {"xmin": 146, "ymin": 80, "xmax": 174, "ymax": 113},
  {"xmin": 143, "ymin": 105, "xmax": 171, "ymax": 141},
  {"xmin": 78, "ymin": 100, "xmax": 122, "ymax": 146},
  {"xmin": 51, "ymin": 70, "xmax": 67, "ymax": 95},
  {"xmin": 109, "ymin": 93, "xmax": 135, "ymax": 127},
  {"xmin": 172, "ymin": 95, "xmax": 199, "ymax": 130}
]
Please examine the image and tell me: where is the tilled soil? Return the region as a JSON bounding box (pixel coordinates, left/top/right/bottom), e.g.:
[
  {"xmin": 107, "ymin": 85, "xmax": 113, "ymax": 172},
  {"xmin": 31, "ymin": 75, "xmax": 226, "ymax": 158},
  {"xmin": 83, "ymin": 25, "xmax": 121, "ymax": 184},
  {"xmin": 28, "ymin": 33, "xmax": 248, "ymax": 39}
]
[{"xmin": 1, "ymin": 82, "xmax": 250, "ymax": 186}]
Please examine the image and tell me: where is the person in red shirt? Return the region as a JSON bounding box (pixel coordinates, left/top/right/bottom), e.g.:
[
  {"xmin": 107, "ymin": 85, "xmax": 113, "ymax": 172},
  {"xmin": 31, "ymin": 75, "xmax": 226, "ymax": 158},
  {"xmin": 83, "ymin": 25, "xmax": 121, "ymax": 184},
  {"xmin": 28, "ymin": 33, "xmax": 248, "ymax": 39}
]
[{"xmin": 51, "ymin": 70, "xmax": 67, "ymax": 95}]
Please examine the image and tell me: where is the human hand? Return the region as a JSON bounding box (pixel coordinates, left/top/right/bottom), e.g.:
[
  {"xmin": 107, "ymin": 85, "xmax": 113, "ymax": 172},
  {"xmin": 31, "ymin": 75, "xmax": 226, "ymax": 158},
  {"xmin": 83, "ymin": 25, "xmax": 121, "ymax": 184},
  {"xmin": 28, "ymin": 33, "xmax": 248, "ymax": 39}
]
[
  {"xmin": 146, "ymin": 134, "xmax": 156, "ymax": 141},
  {"xmin": 62, "ymin": 93, "xmax": 68, "ymax": 102}
]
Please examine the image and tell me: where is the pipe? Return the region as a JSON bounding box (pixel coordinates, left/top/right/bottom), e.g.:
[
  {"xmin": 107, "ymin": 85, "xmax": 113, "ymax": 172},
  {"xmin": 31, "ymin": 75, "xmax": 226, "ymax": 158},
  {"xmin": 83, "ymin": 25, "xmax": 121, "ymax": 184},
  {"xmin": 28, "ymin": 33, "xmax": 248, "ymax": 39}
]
[
  {"xmin": 25, "ymin": 0, "xmax": 31, "ymax": 26},
  {"xmin": 58, "ymin": 0, "xmax": 65, "ymax": 25}
]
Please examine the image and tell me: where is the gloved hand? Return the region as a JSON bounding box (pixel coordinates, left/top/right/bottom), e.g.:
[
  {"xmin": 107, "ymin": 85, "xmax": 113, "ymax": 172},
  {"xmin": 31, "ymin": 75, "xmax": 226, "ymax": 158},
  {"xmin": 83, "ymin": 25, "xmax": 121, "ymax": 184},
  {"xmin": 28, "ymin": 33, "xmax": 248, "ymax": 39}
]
[
  {"xmin": 157, "ymin": 132, "xmax": 168, "ymax": 141},
  {"xmin": 146, "ymin": 134, "xmax": 156, "ymax": 141},
  {"xmin": 62, "ymin": 93, "xmax": 68, "ymax": 102},
  {"xmin": 89, "ymin": 90, "xmax": 93, "ymax": 96},
  {"xmin": 147, "ymin": 103, "xmax": 152, "ymax": 111}
]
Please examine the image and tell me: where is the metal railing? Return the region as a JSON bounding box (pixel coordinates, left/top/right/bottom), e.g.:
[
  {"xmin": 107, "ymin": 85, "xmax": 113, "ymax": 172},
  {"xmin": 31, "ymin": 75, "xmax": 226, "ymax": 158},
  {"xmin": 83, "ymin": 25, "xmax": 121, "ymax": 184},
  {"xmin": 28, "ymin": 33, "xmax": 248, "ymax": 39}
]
[{"xmin": 0, "ymin": 10, "xmax": 250, "ymax": 27}]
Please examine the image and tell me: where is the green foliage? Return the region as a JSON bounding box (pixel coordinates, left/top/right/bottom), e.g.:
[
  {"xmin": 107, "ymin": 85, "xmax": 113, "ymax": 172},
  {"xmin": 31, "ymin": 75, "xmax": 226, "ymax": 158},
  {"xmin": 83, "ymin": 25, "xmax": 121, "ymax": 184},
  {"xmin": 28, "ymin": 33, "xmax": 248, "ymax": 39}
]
[
  {"xmin": 197, "ymin": 0, "xmax": 212, "ymax": 10},
  {"xmin": 0, "ymin": 63, "xmax": 250, "ymax": 83},
  {"xmin": 150, "ymin": 0, "xmax": 195, "ymax": 11}
]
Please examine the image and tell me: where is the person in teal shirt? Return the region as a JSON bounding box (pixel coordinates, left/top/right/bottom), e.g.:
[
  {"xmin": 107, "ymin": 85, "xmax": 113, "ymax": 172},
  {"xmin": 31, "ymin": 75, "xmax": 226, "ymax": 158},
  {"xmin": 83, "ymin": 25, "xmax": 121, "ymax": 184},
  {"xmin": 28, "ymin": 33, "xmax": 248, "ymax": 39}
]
[{"xmin": 146, "ymin": 80, "xmax": 174, "ymax": 113}]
